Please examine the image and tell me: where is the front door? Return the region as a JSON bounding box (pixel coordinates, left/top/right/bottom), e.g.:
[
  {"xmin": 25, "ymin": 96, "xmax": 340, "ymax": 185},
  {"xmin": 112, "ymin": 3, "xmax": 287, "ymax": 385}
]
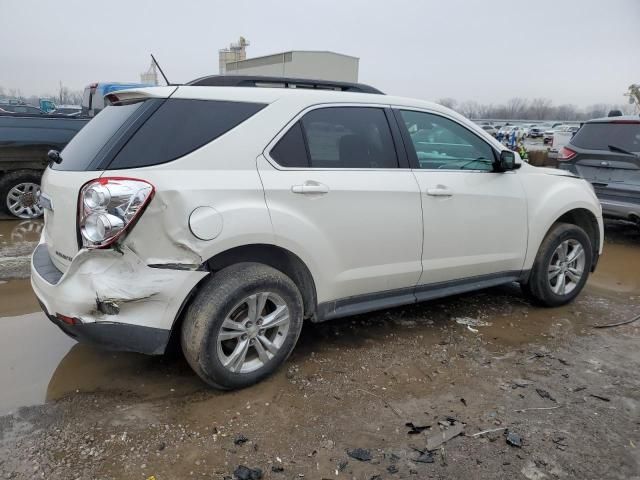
[
  {"xmin": 395, "ymin": 108, "xmax": 528, "ymax": 286},
  {"xmin": 257, "ymin": 105, "xmax": 424, "ymax": 305}
]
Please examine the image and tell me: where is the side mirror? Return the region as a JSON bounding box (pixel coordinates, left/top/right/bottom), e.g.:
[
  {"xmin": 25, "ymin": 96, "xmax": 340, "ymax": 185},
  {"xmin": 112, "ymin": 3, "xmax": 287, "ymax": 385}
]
[{"xmin": 495, "ymin": 150, "xmax": 516, "ymax": 172}]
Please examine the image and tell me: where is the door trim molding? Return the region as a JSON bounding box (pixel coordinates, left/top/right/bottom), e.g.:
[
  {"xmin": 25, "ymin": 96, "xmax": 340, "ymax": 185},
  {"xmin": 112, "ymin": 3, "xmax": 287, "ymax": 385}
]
[{"xmin": 314, "ymin": 270, "xmax": 526, "ymax": 323}]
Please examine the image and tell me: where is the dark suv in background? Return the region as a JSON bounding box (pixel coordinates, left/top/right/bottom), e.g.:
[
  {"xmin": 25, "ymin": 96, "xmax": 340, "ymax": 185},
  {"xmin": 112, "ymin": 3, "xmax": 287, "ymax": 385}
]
[{"xmin": 557, "ymin": 116, "xmax": 640, "ymax": 226}]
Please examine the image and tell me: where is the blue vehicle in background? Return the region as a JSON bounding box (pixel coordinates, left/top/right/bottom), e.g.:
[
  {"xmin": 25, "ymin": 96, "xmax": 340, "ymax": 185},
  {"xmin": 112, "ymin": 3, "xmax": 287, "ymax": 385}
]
[{"xmin": 81, "ymin": 82, "xmax": 151, "ymax": 117}]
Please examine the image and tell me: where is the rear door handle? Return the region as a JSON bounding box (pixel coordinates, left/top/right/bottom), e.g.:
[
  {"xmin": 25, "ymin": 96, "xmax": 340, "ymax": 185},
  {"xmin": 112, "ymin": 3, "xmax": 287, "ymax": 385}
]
[
  {"xmin": 426, "ymin": 185, "xmax": 453, "ymax": 196},
  {"xmin": 291, "ymin": 182, "xmax": 330, "ymax": 194}
]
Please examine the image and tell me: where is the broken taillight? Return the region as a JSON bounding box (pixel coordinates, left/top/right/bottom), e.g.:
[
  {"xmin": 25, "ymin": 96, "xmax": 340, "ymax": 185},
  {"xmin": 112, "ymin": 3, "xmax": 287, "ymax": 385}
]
[{"xmin": 78, "ymin": 177, "xmax": 154, "ymax": 249}]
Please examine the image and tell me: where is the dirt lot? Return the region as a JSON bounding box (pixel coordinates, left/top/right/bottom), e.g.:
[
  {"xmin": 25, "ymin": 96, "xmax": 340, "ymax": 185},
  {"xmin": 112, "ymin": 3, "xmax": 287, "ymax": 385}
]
[{"xmin": 0, "ymin": 219, "xmax": 639, "ymax": 480}]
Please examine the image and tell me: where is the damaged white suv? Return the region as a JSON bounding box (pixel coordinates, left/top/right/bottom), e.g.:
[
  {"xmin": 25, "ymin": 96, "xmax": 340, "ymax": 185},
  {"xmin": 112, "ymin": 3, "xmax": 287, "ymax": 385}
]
[{"xmin": 31, "ymin": 76, "xmax": 603, "ymax": 389}]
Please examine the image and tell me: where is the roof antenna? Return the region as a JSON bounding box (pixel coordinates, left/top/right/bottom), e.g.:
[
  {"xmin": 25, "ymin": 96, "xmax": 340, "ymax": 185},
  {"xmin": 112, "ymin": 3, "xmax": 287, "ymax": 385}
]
[{"xmin": 151, "ymin": 54, "xmax": 172, "ymax": 86}]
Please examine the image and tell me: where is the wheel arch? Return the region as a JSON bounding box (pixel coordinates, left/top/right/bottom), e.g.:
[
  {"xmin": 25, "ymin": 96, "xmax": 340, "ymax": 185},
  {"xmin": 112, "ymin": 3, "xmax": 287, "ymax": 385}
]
[
  {"xmin": 525, "ymin": 206, "xmax": 601, "ymax": 276},
  {"xmin": 166, "ymin": 243, "xmax": 318, "ymax": 353}
]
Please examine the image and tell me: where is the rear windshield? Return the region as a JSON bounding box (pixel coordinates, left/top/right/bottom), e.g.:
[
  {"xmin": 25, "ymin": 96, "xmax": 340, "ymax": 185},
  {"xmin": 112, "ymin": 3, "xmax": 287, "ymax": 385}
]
[
  {"xmin": 53, "ymin": 98, "xmax": 266, "ymax": 171},
  {"xmin": 571, "ymin": 122, "xmax": 640, "ymax": 153},
  {"xmin": 53, "ymin": 101, "xmax": 147, "ymax": 171}
]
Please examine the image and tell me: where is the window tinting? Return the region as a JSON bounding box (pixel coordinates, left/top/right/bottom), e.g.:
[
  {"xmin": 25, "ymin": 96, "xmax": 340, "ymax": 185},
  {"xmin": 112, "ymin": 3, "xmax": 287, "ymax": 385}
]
[
  {"xmin": 300, "ymin": 107, "xmax": 398, "ymax": 169},
  {"xmin": 571, "ymin": 123, "xmax": 640, "ymax": 153},
  {"xmin": 270, "ymin": 121, "xmax": 308, "ymax": 167},
  {"xmin": 108, "ymin": 99, "xmax": 266, "ymax": 169},
  {"xmin": 400, "ymin": 110, "xmax": 495, "ymax": 171},
  {"xmin": 53, "ymin": 101, "xmax": 145, "ymax": 171}
]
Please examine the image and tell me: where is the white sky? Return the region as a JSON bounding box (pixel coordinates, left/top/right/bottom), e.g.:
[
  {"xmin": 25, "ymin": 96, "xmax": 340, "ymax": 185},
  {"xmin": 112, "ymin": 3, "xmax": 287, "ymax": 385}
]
[{"xmin": 1, "ymin": 0, "xmax": 638, "ymax": 106}]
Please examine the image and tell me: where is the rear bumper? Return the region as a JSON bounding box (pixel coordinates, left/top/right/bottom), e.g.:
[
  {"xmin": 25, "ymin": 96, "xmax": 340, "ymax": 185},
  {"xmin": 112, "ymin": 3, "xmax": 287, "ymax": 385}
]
[
  {"xmin": 31, "ymin": 242, "xmax": 207, "ymax": 355},
  {"xmin": 39, "ymin": 300, "xmax": 171, "ymax": 354}
]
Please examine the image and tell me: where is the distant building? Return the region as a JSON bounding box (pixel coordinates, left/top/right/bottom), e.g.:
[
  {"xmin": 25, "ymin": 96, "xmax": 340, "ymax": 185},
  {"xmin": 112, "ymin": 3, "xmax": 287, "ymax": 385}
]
[
  {"xmin": 224, "ymin": 50, "xmax": 359, "ymax": 83},
  {"xmin": 140, "ymin": 61, "xmax": 159, "ymax": 85},
  {"xmin": 219, "ymin": 37, "xmax": 250, "ymax": 74}
]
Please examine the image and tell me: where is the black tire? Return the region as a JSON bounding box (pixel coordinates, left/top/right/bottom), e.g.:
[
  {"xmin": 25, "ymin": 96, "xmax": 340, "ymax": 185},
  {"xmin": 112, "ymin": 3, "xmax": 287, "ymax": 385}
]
[
  {"xmin": 0, "ymin": 170, "xmax": 43, "ymax": 218},
  {"xmin": 181, "ymin": 262, "xmax": 304, "ymax": 390},
  {"xmin": 521, "ymin": 222, "xmax": 592, "ymax": 307}
]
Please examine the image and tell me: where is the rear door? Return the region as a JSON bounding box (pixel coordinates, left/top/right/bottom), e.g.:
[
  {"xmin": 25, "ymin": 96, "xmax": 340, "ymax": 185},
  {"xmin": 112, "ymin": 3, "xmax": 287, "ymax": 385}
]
[{"xmin": 258, "ymin": 105, "xmax": 423, "ymax": 304}]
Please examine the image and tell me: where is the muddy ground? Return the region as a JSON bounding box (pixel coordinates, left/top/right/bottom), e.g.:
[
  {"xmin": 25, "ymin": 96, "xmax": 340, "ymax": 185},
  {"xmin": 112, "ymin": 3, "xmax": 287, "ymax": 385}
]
[{"xmin": 0, "ymin": 219, "xmax": 639, "ymax": 480}]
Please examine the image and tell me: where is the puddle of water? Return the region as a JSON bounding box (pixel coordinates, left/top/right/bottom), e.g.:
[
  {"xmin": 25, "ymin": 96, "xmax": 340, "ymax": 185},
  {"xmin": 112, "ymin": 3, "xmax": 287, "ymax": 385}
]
[
  {"xmin": 0, "ymin": 279, "xmax": 41, "ymax": 317},
  {"xmin": 0, "ymin": 219, "xmax": 43, "ymax": 246},
  {"xmin": 589, "ymin": 240, "xmax": 640, "ymax": 295},
  {"xmin": 0, "ymin": 310, "xmax": 75, "ymax": 415}
]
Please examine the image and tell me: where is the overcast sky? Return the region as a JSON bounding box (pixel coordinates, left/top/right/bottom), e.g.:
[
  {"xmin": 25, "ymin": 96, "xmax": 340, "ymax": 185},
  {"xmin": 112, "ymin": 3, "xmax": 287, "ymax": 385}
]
[{"xmin": 1, "ymin": 0, "xmax": 638, "ymax": 106}]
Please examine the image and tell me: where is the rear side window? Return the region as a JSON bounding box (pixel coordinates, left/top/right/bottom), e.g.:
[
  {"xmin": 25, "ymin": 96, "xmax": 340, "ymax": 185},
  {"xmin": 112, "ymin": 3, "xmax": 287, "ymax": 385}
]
[
  {"xmin": 109, "ymin": 99, "xmax": 266, "ymax": 169},
  {"xmin": 571, "ymin": 123, "xmax": 640, "ymax": 153},
  {"xmin": 269, "ymin": 107, "xmax": 398, "ymax": 169},
  {"xmin": 270, "ymin": 122, "xmax": 308, "ymax": 168}
]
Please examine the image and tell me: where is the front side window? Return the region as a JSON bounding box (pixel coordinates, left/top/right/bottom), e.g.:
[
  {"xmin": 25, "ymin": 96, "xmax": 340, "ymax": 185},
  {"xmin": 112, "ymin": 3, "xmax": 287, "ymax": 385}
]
[
  {"xmin": 270, "ymin": 107, "xmax": 398, "ymax": 169},
  {"xmin": 399, "ymin": 110, "xmax": 495, "ymax": 171}
]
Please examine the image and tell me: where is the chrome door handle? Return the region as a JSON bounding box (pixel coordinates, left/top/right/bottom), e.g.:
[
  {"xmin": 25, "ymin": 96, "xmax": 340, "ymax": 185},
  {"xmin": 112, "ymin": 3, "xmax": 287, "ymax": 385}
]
[
  {"xmin": 291, "ymin": 182, "xmax": 330, "ymax": 194},
  {"xmin": 426, "ymin": 185, "xmax": 453, "ymax": 196}
]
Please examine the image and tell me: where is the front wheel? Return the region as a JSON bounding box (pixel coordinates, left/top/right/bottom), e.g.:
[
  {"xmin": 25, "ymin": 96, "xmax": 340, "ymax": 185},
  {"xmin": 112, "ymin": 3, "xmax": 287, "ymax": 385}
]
[
  {"xmin": 521, "ymin": 223, "xmax": 592, "ymax": 307},
  {"xmin": 181, "ymin": 262, "xmax": 304, "ymax": 390}
]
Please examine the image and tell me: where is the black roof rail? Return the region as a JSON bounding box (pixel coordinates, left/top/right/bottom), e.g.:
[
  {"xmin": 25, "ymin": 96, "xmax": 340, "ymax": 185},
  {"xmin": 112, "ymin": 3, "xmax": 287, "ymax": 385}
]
[{"xmin": 185, "ymin": 75, "xmax": 384, "ymax": 94}]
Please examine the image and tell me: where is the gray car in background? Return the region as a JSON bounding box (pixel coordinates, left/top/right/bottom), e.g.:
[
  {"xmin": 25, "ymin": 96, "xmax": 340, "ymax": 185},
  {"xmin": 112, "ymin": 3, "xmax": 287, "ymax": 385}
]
[{"xmin": 557, "ymin": 115, "xmax": 640, "ymax": 225}]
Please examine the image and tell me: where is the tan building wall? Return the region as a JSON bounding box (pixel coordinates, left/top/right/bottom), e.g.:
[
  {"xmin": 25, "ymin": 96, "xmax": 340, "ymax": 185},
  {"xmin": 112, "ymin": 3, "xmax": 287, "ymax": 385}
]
[{"xmin": 224, "ymin": 51, "xmax": 359, "ymax": 83}]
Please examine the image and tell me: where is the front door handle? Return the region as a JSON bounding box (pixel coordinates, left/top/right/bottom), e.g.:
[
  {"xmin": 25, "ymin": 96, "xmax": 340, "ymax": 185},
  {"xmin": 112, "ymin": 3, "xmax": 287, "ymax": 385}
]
[
  {"xmin": 291, "ymin": 182, "xmax": 330, "ymax": 194},
  {"xmin": 426, "ymin": 185, "xmax": 453, "ymax": 196}
]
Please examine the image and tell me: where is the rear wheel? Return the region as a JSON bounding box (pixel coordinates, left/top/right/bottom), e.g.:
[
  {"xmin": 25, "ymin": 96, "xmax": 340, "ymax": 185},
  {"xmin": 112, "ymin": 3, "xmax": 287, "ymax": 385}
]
[
  {"xmin": 0, "ymin": 170, "xmax": 43, "ymax": 219},
  {"xmin": 181, "ymin": 262, "xmax": 304, "ymax": 389},
  {"xmin": 521, "ymin": 223, "xmax": 592, "ymax": 307}
]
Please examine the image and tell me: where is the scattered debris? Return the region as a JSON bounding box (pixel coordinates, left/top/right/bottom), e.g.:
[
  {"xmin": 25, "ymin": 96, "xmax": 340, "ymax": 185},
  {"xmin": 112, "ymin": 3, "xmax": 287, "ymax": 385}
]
[
  {"xmin": 455, "ymin": 317, "xmax": 492, "ymax": 328},
  {"xmin": 347, "ymin": 448, "xmax": 372, "ymax": 462},
  {"xmin": 471, "ymin": 427, "xmax": 507, "ymax": 438},
  {"xmin": 234, "ymin": 434, "xmax": 249, "ymax": 445},
  {"xmin": 593, "ymin": 313, "xmax": 640, "ymax": 328},
  {"xmin": 233, "ymin": 465, "xmax": 263, "ymax": 480},
  {"xmin": 511, "ymin": 379, "xmax": 533, "ymax": 389},
  {"xmin": 552, "ymin": 435, "xmax": 568, "ymax": 450},
  {"xmin": 536, "ymin": 388, "xmax": 557, "ymax": 402},
  {"xmin": 590, "ymin": 394, "xmax": 611, "ymax": 402},
  {"xmin": 425, "ymin": 421, "xmax": 465, "ymax": 451},
  {"xmin": 415, "ymin": 451, "xmax": 435, "ymax": 463},
  {"xmin": 506, "ymin": 431, "xmax": 523, "ymax": 448},
  {"xmin": 406, "ymin": 422, "xmax": 430, "ymax": 435},
  {"xmin": 515, "ymin": 405, "xmax": 564, "ymax": 413}
]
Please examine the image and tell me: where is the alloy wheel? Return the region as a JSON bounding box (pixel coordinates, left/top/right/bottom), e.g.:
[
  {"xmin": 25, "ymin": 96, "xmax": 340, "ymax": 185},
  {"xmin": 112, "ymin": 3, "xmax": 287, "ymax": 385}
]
[
  {"xmin": 217, "ymin": 292, "xmax": 290, "ymax": 374},
  {"xmin": 7, "ymin": 182, "xmax": 43, "ymax": 219},
  {"xmin": 547, "ymin": 239, "xmax": 586, "ymax": 296}
]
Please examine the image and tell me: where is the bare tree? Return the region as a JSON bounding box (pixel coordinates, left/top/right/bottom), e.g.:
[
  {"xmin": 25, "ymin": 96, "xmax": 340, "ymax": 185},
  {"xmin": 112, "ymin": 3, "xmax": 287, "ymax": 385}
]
[
  {"xmin": 554, "ymin": 104, "xmax": 579, "ymax": 121},
  {"xmin": 505, "ymin": 97, "xmax": 528, "ymax": 119},
  {"xmin": 436, "ymin": 97, "xmax": 457, "ymax": 110},
  {"xmin": 458, "ymin": 100, "xmax": 480, "ymax": 119},
  {"xmin": 530, "ymin": 98, "xmax": 553, "ymax": 120}
]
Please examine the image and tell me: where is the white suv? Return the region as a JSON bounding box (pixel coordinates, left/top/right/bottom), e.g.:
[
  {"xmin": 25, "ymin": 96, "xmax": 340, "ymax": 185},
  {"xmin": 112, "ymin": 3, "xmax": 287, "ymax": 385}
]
[{"xmin": 31, "ymin": 77, "xmax": 603, "ymax": 389}]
